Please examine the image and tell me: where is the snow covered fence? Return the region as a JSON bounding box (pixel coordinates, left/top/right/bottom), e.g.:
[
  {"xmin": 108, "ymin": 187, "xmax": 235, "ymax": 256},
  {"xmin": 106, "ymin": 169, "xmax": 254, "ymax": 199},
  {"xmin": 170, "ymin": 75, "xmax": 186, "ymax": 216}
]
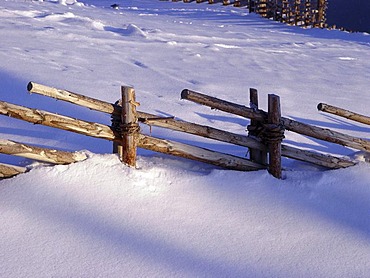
[
  {"xmin": 180, "ymin": 88, "xmax": 370, "ymax": 170},
  {"xmin": 1, "ymin": 82, "xmax": 367, "ymax": 179},
  {"xmin": 0, "ymin": 82, "xmax": 267, "ymax": 178},
  {"xmin": 26, "ymin": 82, "xmax": 358, "ymax": 172}
]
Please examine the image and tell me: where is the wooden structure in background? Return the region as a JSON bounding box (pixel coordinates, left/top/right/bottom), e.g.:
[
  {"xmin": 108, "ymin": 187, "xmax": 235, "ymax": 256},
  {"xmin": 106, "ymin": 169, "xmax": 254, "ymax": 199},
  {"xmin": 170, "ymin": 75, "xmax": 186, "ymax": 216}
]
[{"xmin": 177, "ymin": 0, "xmax": 328, "ymax": 28}]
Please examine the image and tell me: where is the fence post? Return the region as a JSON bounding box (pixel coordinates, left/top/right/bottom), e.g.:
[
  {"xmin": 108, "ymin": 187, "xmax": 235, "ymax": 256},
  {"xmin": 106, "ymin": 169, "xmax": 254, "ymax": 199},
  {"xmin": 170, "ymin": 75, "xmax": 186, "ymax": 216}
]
[
  {"xmin": 267, "ymin": 94, "xmax": 284, "ymax": 179},
  {"xmin": 120, "ymin": 86, "xmax": 140, "ymax": 167},
  {"xmin": 234, "ymin": 0, "xmax": 241, "ymax": 7},
  {"xmin": 315, "ymin": 0, "xmax": 327, "ymax": 28},
  {"xmin": 247, "ymin": 88, "xmax": 267, "ymax": 165},
  {"xmin": 281, "ymin": 0, "xmax": 290, "ymax": 24},
  {"xmin": 248, "ymin": 0, "xmax": 254, "ymax": 13},
  {"xmin": 112, "ymin": 100, "xmax": 122, "ymax": 156}
]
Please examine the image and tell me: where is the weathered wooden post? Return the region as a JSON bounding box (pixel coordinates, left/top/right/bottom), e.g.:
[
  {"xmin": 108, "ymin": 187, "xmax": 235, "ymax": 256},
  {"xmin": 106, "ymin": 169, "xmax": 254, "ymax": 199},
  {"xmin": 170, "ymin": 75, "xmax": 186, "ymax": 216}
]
[
  {"xmin": 304, "ymin": 0, "xmax": 312, "ymax": 27},
  {"xmin": 293, "ymin": 0, "xmax": 301, "ymax": 25},
  {"xmin": 257, "ymin": 0, "xmax": 268, "ymax": 17},
  {"xmin": 248, "ymin": 0, "xmax": 254, "ymax": 13},
  {"xmin": 316, "ymin": 0, "xmax": 327, "ymax": 28},
  {"xmin": 266, "ymin": 94, "xmax": 284, "ymax": 179},
  {"xmin": 112, "ymin": 101, "xmax": 122, "ymax": 156},
  {"xmin": 247, "ymin": 88, "xmax": 268, "ymax": 165},
  {"xmin": 120, "ymin": 86, "xmax": 140, "ymax": 167},
  {"xmin": 281, "ymin": 0, "xmax": 291, "ymax": 24}
]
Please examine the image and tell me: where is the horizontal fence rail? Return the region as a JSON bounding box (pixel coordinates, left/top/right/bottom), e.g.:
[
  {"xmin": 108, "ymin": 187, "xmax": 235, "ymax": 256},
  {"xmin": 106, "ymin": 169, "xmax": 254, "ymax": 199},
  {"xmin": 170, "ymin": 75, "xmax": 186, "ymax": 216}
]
[
  {"xmin": 0, "ymin": 139, "xmax": 87, "ymax": 164},
  {"xmin": 318, "ymin": 103, "xmax": 370, "ymax": 126},
  {"xmin": 181, "ymin": 89, "xmax": 370, "ymax": 152},
  {"xmin": 0, "ymin": 163, "xmax": 27, "ymax": 178},
  {"xmin": 0, "ymin": 98, "xmax": 264, "ymax": 172},
  {"xmin": 1, "ymin": 81, "xmax": 368, "ymax": 179},
  {"xmin": 28, "ymin": 82, "xmax": 356, "ymax": 169}
]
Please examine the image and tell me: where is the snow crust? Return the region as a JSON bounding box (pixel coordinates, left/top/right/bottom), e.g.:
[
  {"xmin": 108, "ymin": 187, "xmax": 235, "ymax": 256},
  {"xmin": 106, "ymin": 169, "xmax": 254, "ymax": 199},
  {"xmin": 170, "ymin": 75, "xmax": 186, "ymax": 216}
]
[{"xmin": 0, "ymin": 0, "xmax": 369, "ymax": 277}]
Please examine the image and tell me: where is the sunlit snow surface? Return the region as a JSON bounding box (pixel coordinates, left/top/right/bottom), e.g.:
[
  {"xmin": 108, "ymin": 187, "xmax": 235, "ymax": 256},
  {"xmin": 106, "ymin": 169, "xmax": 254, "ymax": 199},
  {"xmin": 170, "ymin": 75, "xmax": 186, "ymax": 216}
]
[{"xmin": 0, "ymin": 0, "xmax": 369, "ymax": 277}]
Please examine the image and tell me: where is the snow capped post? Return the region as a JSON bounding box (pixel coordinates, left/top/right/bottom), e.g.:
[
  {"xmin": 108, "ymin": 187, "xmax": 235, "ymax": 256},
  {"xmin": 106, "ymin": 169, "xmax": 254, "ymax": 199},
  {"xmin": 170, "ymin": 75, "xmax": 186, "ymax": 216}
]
[
  {"xmin": 120, "ymin": 86, "xmax": 140, "ymax": 167},
  {"xmin": 266, "ymin": 94, "xmax": 284, "ymax": 179}
]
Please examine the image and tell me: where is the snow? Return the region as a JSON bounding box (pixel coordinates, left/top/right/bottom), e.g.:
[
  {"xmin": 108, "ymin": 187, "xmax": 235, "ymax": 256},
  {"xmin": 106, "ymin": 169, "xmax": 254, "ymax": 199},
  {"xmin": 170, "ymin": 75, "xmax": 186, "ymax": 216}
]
[{"xmin": 0, "ymin": 0, "xmax": 369, "ymax": 277}]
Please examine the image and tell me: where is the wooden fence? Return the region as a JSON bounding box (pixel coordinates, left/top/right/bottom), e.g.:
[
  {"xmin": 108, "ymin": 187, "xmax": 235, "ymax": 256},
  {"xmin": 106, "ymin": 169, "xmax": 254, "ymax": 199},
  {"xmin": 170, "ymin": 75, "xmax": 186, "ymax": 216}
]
[
  {"xmin": 1, "ymin": 82, "xmax": 369, "ymax": 179},
  {"xmin": 171, "ymin": 0, "xmax": 328, "ymax": 28}
]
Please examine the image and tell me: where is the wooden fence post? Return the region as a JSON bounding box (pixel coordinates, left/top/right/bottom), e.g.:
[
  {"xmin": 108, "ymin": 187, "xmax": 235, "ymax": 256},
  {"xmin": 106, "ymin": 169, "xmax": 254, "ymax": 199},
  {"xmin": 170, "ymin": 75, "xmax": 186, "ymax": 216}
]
[
  {"xmin": 248, "ymin": 0, "xmax": 254, "ymax": 13},
  {"xmin": 112, "ymin": 100, "xmax": 122, "ymax": 157},
  {"xmin": 248, "ymin": 88, "xmax": 267, "ymax": 165},
  {"xmin": 267, "ymin": 94, "xmax": 284, "ymax": 179},
  {"xmin": 120, "ymin": 86, "xmax": 140, "ymax": 167},
  {"xmin": 281, "ymin": 0, "xmax": 290, "ymax": 24},
  {"xmin": 315, "ymin": 0, "xmax": 327, "ymax": 28}
]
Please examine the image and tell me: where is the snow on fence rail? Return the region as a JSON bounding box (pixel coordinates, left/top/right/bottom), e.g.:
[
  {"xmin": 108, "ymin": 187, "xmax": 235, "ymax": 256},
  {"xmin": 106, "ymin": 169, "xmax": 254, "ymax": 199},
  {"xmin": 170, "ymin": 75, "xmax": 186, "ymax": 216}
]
[
  {"xmin": 0, "ymin": 82, "xmax": 368, "ymax": 179},
  {"xmin": 172, "ymin": 0, "xmax": 328, "ymax": 28}
]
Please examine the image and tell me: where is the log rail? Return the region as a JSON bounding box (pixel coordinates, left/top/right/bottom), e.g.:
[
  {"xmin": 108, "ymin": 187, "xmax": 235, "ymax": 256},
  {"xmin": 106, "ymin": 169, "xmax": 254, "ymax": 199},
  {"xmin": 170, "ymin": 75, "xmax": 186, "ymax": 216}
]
[
  {"xmin": 181, "ymin": 89, "xmax": 370, "ymax": 152},
  {"xmin": 1, "ymin": 81, "xmax": 366, "ymax": 179},
  {"xmin": 27, "ymin": 82, "xmax": 355, "ymax": 170},
  {"xmin": 0, "ymin": 99, "xmax": 264, "ymax": 172}
]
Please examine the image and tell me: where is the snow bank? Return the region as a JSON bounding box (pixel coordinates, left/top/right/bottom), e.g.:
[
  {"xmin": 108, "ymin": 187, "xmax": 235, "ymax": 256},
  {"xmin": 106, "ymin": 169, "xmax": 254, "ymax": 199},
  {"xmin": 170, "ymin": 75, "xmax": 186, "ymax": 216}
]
[{"xmin": 1, "ymin": 155, "xmax": 369, "ymax": 277}]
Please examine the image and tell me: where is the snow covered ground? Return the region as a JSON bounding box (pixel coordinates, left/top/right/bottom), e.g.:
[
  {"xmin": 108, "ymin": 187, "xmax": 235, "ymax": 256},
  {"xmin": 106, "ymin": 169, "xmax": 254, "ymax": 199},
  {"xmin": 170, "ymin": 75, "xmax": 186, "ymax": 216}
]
[{"xmin": 0, "ymin": 0, "xmax": 369, "ymax": 277}]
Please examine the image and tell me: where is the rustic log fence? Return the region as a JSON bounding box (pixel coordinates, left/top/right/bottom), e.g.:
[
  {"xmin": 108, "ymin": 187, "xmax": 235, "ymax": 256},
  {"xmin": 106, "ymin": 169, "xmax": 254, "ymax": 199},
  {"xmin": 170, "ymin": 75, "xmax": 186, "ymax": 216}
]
[
  {"xmin": 1, "ymin": 82, "xmax": 369, "ymax": 179},
  {"xmin": 170, "ymin": 0, "xmax": 328, "ymax": 29}
]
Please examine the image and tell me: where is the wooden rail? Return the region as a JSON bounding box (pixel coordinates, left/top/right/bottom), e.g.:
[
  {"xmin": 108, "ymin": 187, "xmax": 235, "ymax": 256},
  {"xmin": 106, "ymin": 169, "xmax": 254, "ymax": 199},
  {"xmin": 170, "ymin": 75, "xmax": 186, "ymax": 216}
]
[
  {"xmin": 0, "ymin": 139, "xmax": 87, "ymax": 164},
  {"xmin": 181, "ymin": 89, "xmax": 370, "ymax": 152},
  {"xmin": 28, "ymin": 82, "xmax": 355, "ymax": 170},
  {"xmin": 1, "ymin": 82, "xmax": 365, "ymax": 179},
  {"xmin": 318, "ymin": 103, "xmax": 370, "ymax": 126},
  {"xmin": 0, "ymin": 99, "xmax": 263, "ymax": 172},
  {"xmin": 0, "ymin": 163, "xmax": 27, "ymax": 178}
]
